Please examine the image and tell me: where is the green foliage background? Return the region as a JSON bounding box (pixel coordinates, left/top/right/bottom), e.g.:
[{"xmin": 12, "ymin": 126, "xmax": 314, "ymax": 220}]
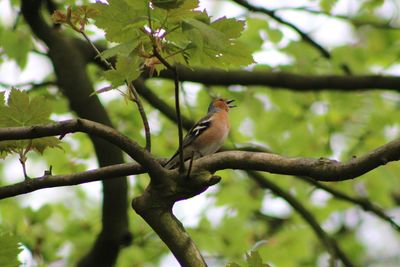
[{"xmin": 1, "ymin": 0, "xmax": 400, "ymax": 266}]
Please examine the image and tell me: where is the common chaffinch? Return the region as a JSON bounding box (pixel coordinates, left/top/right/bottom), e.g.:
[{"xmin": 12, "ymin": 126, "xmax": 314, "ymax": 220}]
[{"xmin": 164, "ymin": 98, "xmax": 236, "ymax": 169}]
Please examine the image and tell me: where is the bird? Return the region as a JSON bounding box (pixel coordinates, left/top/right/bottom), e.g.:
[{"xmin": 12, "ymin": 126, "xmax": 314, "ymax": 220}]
[{"xmin": 164, "ymin": 98, "xmax": 236, "ymax": 169}]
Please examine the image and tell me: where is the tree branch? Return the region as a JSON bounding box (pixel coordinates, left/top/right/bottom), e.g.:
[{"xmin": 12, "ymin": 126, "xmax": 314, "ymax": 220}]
[
  {"xmin": 77, "ymin": 29, "xmax": 151, "ymax": 152},
  {"xmin": 233, "ymin": 0, "xmax": 329, "ymax": 57},
  {"xmin": 248, "ymin": 171, "xmax": 354, "ymax": 267},
  {"xmin": 0, "ymin": 118, "xmax": 398, "ymax": 266},
  {"xmin": 128, "ymin": 82, "xmax": 152, "ymax": 152},
  {"xmin": 123, "ymin": 88, "xmax": 400, "ymax": 232},
  {"xmin": 1, "ymin": 122, "xmax": 399, "ymax": 192},
  {"xmin": 76, "ymin": 35, "xmax": 400, "ymax": 92},
  {"xmin": 158, "ymin": 67, "xmax": 400, "ymax": 91},
  {"xmin": 0, "ymin": 80, "xmax": 57, "ymax": 90},
  {"xmin": 0, "ymin": 162, "xmax": 145, "ymax": 200},
  {"xmin": 193, "ymin": 138, "xmax": 400, "ymax": 182},
  {"xmin": 133, "ymin": 78, "xmax": 194, "ymax": 130},
  {"xmin": 298, "ymin": 176, "xmax": 400, "ymax": 231},
  {"xmin": 277, "ymin": 6, "xmax": 400, "ymax": 30},
  {"xmin": 132, "ymin": 184, "xmax": 211, "ymax": 267},
  {"xmin": 0, "ymin": 119, "xmax": 163, "ymax": 177}
]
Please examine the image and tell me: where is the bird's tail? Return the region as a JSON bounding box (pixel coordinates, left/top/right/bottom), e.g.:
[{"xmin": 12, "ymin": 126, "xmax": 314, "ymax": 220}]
[{"xmin": 164, "ymin": 152, "xmax": 179, "ymax": 169}]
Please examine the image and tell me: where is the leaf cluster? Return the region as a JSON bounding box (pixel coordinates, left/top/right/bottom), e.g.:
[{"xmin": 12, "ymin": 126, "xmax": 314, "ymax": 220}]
[{"xmin": 88, "ymin": 0, "xmax": 254, "ymax": 86}]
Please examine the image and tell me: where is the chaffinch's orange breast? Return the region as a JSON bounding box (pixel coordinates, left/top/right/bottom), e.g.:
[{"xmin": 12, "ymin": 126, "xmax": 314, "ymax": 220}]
[{"xmin": 191, "ymin": 111, "xmax": 230, "ymax": 155}]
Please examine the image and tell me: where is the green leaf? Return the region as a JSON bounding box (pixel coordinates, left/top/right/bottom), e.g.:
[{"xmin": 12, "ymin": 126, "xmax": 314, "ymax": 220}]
[
  {"xmin": 320, "ymin": 0, "xmax": 338, "ymax": 12},
  {"xmin": 265, "ymin": 27, "xmax": 283, "ymax": 44},
  {"xmin": 211, "ymin": 17, "xmax": 245, "ymax": 39},
  {"xmin": 92, "ymin": 1, "xmax": 147, "ymax": 43},
  {"xmin": 182, "ymin": 16, "xmax": 254, "ymax": 68},
  {"xmin": 151, "ymin": 0, "xmax": 185, "ymax": 10},
  {"xmin": 246, "ymin": 251, "xmax": 263, "ymax": 267},
  {"xmin": 104, "ymin": 54, "xmax": 141, "ymax": 86},
  {"xmin": 239, "ymin": 18, "xmax": 268, "ymax": 52},
  {"xmin": 0, "ymin": 29, "xmax": 31, "ymax": 69},
  {"xmin": 362, "ymin": 0, "xmax": 385, "ymax": 10},
  {"xmin": 0, "ymin": 233, "xmax": 22, "ymax": 267},
  {"xmin": 219, "ymin": 41, "xmax": 255, "ymax": 68},
  {"xmin": 183, "ymin": 18, "xmax": 226, "ymax": 49},
  {"xmin": 99, "ymin": 41, "xmax": 140, "ymax": 59},
  {"xmin": 35, "ymin": 205, "xmax": 53, "ymax": 222},
  {"xmin": 0, "ymin": 89, "xmax": 52, "ymax": 127},
  {"xmin": 167, "ymin": 0, "xmax": 200, "ymax": 20},
  {"xmin": 0, "ymin": 89, "xmax": 61, "ymax": 158}
]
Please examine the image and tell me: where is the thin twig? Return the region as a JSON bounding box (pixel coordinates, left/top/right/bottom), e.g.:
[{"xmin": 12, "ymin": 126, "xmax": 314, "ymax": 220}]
[
  {"xmin": 153, "ymin": 48, "xmax": 184, "ymax": 172},
  {"xmin": 133, "ymin": 79, "xmax": 194, "ymax": 130},
  {"xmin": 128, "ymin": 82, "xmax": 151, "ymax": 151},
  {"xmin": 78, "ymin": 29, "xmax": 151, "ymax": 152},
  {"xmin": 231, "ymin": 0, "xmax": 352, "ymax": 74},
  {"xmin": 0, "ymin": 80, "xmax": 56, "ymax": 90},
  {"xmin": 80, "ymin": 31, "xmax": 113, "ymax": 70},
  {"xmin": 276, "ymin": 6, "xmax": 400, "ymax": 30},
  {"xmin": 180, "ymin": 83, "xmax": 196, "ymax": 121},
  {"xmin": 298, "ymin": 176, "xmax": 400, "ymax": 232},
  {"xmin": 19, "ymin": 158, "xmax": 29, "ymax": 180},
  {"xmin": 231, "ymin": 0, "xmax": 329, "ymax": 58},
  {"xmin": 248, "ymin": 171, "xmax": 354, "ymax": 267}
]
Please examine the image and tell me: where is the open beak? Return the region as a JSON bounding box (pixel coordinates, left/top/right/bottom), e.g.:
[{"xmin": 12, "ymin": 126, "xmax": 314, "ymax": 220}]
[{"xmin": 226, "ymin": 99, "xmax": 236, "ymax": 108}]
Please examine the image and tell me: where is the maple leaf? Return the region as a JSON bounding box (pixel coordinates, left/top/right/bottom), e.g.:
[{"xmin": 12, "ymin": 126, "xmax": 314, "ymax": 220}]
[{"xmin": 0, "ymin": 89, "xmax": 61, "ymax": 177}]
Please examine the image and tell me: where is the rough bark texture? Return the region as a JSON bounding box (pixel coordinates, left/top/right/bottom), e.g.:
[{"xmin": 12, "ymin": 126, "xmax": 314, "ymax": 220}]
[{"xmin": 20, "ymin": 1, "xmax": 130, "ymax": 266}]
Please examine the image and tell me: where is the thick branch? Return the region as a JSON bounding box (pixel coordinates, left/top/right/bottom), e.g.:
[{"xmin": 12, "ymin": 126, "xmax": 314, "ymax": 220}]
[
  {"xmin": 4, "ymin": 118, "xmax": 394, "ymax": 184},
  {"xmin": 193, "ymin": 138, "xmax": 400, "ymax": 181},
  {"xmin": 0, "ymin": 119, "xmax": 163, "ymax": 177},
  {"xmin": 132, "ymin": 186, "xmax": 208, "ymax": 267},
  {"xmin": 1, "ymin": 136, "xmax": 399, "ymax": 198},
  {"xmin": 75, "ymin": 26, "xmax": 400, "ymax": 94},
  {"xmin": 0, "ymin": 162, "xmax": 144, "ymax": 200},
  {"xmin": 118, "ymin": 83, "xmax": 400, "ymax": 230},
  {"xmin": 77, "ymin": 35, "xmax": 400, "ymax": 92},
  {"xmin": 158, "ymin": 67, "xmax": 400, "ymax": 91}
]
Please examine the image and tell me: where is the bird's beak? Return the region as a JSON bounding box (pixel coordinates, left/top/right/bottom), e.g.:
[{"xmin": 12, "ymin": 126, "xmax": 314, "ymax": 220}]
[{"xmin": 226, "ymin": 99, "xmax": 236, "ymax": 108}]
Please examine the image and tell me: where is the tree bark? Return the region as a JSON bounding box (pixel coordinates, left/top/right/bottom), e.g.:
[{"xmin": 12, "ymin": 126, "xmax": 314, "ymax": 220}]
[{"xmin": 20, "ymin": 1, "xmax": 130, "ymax": 266}]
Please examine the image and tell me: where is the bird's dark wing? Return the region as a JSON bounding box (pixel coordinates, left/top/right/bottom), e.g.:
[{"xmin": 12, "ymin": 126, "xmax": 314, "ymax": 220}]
[
  {"xmin": 182, "ymin": 113, "xmax": 213, "ymax": 147},
  {"xmin": 164, "ymin": 113, "xmax": 213, "ymax": 169}
]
